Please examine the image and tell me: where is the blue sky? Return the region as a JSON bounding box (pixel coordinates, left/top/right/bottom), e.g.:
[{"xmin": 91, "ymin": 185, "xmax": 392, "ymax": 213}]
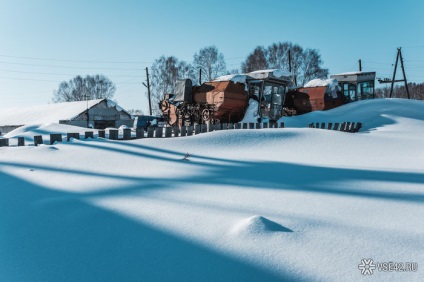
[{"xmin": 0, "ymin": 0, "xmax": 423, "ymax": 112}]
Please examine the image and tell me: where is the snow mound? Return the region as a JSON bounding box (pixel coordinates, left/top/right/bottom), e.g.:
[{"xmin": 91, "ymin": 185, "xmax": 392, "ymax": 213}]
[
  {"xmin": 240, "ymin": 99, "xmax": 260, "ymax": 123},
  {"xmin": 231, "ymin": 216, "xmax": 292, "ymax": 236},
  {"xmin": 281, "ymin": 98, "xmax": 424, "ymax": 131},
  {"xmin": 214, "ymin": 74, "xmax": 250, "ymax": 84},
  {"xmin": 304, "ymin": 78, "xmax": 336, "ymax": 88}
]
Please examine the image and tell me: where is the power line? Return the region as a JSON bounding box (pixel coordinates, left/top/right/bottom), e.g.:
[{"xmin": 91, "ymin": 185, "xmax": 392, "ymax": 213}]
[
  {"xmin": 0, "ymin": 54, "xmax": 153, "ymax": 64},
  {"xmin": 0, "ymin": 69, "xmax": 145, "ymax": 77},
  {"xmin": 0, "ymin": 61, "xmax": 145, "ymax": 71},
  {"xmin": 0, "ymin": 76, "xmax": 60, "ymax": 83},
  {"xmin": 0, "ymin": 75, "xmax": 146, "ymax": 85},
  {"xmin": 362, "ymin": 60, "xmax": 393, "ymax": 65},
  {"xmin": 402, "ymin": 45, "xmax": 424, "ymax": 49}
]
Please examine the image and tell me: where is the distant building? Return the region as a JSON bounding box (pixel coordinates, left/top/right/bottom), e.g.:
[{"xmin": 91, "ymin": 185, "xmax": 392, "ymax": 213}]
[
  {"xmin": 0, "ymin": 99, "xmax": 133, "ymax": 135},
  {"xmin": 330, "ymin": 72, "xmax": 376, "ymax": 102}
]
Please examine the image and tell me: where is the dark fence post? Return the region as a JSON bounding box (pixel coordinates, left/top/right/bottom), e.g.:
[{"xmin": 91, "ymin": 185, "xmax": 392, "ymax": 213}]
[
  {"xmin": 255, "ymin": 123, "xmax": 261, "ymax": 129},
  {"xmin": 228, "ymin": 123, "xmax": 234, "ymax": 130},
  {"xmin": 109, "ymin": 129, "xmax": 119, "ymax": 140},
  {"xmin": 207, "ymin": 123, "xmax": 214, "ymax": 132},
  {"xmin": 173, "ymin": 127, "xmax": 180, "ymax": 137},
  {"xmin": 242, "ymin": 123, "xmax": 247, "ymax": 129},
  {"xmin": 0, "ymin": 138, "xmax": 9, "ymax": 147},
  {"xmin": 194, "ymin": 124, "xmax": 200, "ymax": 135},
  {"xmin": 187, "ymin": 126, "xmax": 193, "ymax": 136},
  {"xmin": 136, "ymin": 128, "xmax": 144, "ymax": 139},
  {"xmin": 85, "ymin": 131, "xmax": 94, "ymax": 139},
  {"xmin": 34, "ymin": 135, "xmax": 43, "ymax": 146},
  {"xmin": 18, "ymin": 137, "xmax": 25, "ymax": 146},
  {"xmin": 263, "ymin": 123, "xmax": 269, "ymax": 129},
  {"xmin": 67, "ymin": 133, "xmax": 80, "ymax": 141},
  {"xmin": 155, "ymin": 127, "xmax": 163, "ymax": 138},
  {"xmin": 308, "ymin": 123, "xmax": 314, "ymax": 128},
  {"xmin": 147, "ymin": 127, "xmax": 154, "ymax": 138},
  {"xmin": 98, "ymin": 130, "xmax": 105, "ymax": 138},
  {"xmin": 315, "ymin": 122, "xmax": 319, "ymax": 128},
  {"xmin": 279, "ymin": 122, "xmax": 285, "ymax": 128},
  {"xmin": 320, "ymin": 123, "xmax": 325, "ymax": 129},
  {"xmin": 345, "ymin": 122, "xmax": 351, "ymax": 132},
  {"xmin": 234, "ymin": 123, "xmax": 241, "ymax": 129},
  {"xmin": 355, "ymin": 122, "xmax": 362, "ymax": 132},
  {"xmin": 349, "ymin": 122, "xmax": 356, "ymax": 133},
  {"xmin": 201, "ymin": 124, "xmax": 207, "ymax": 133},
  {"xmin": 333, "ymin": 123, "xmax": 339, "ymax": 130},
  {"xmin": 248, "ymin": 122, "xmax": 254, "ymax": 129},
  {"xmin": 339, "ymin": 123, "xmax": 346, "ymax": 132},
  {"xmin": 164, "ymin": 127, "xmax": 172, "ymax": 138},
  {"xmin": 327, "ymin": 123, "xmax": 333, "ymax": 130},
  {"xmin": 181, "ymin": 126, "xmax": 187, "ymax": 136},
  {"xmin": 123, "ymin": 128, "xmax": 132, "ymax": 140},
  {"xmin": 50, "ymin": 133, "xmax": 62, "ymax": 145}
]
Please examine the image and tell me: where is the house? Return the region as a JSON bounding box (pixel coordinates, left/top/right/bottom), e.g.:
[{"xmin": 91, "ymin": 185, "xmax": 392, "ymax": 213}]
[{"xmin": 0, "ymin": 99, "xmax": 133, "ymax": 135}]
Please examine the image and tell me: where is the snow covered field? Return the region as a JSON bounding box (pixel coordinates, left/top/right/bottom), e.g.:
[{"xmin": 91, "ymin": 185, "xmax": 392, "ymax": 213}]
[{"xmin": 1, "ymin": 99, "xmax": 423, "ymax": 281}]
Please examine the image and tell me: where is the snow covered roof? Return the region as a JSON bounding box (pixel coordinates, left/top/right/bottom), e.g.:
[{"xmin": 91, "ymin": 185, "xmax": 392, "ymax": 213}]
[
  {"xmin": 330, "ymin": 71, "xmax": 376, "ymax": 83},
  {"xmin": 246, "ymin": 69, "xmax": 293, "ymax": 81},
  {"xmin": 213, "ymin": 74, "xmax": 253, "ymax": 84},
  {"xmin": 0, "ymin": 99, "xmax": 127, "ymax": 126},
  {"xmin": 303, "ymin": 78, "xmax": 340, "ymax": 91},
  {"xmin": 331, "ymin": 71, "xmax": 376, "ymax": 76},
  {"xmin": 214, "ymin": 69, "xmax": 293, "ymax": 84}
]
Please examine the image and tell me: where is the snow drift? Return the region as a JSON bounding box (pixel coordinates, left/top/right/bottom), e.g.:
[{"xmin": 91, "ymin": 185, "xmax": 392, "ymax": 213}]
[{"xmin": 0, "ymin": 98, "xmax": 423, "ymax": 281}]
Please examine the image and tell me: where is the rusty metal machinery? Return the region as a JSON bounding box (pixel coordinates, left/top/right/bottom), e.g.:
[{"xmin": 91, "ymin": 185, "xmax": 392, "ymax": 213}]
[{"xmin": 160, "ymin": 70, "xmax": 293, "ymax": 127}]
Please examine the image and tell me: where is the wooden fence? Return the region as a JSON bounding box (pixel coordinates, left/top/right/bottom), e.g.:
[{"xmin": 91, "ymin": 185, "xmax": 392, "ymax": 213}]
[
  {"xmin": 308, "ymin": 122, "xmax": 362, "ymax": 133},
  {"xmin": 0, "ymin": 121, "xmax": 361, "ymax": 148}
]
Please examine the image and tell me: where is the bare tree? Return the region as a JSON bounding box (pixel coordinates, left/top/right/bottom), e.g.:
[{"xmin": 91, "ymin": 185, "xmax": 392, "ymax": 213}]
[
  {"xmin": 376, "ymin": 83, "xmax": 424, "ymax": 100},
  {"xmin": 150, "ymin": 56, "xmax": 195, "ymax": 114},
  {"xmin": 241, "ymin": 46, "xmax": 268, "ymax": 73},
  {"xmin": 267, "ymin": 42, "xmax": 291, "ymax": 70},
  {"xmin": 53, "ymin": 74, "xmax": 115, "ymax": 103},
  {"xmin": 241, "ymin": 42, "xmax": 329, "ymax": 86},
  {"xmin": 299, "ymin": 48, "xmax": 329, "ymax": 85},
  {"xmin": 193, "ymin": 46, "xmax": 227, "ymax": 81}
]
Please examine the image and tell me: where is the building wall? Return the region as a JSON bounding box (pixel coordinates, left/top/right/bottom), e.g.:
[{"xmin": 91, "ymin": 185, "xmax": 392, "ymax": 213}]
[
  {"xmin": 59, "ymin": 120, "xmax": 88, "ymax": 127},
  {"xmin": 68, "ymin": 100, "xmax": 134, "ymax": 129},
  {"xmin": 0, "ymin": 125, "xmax": 24, "ymax": 135}
]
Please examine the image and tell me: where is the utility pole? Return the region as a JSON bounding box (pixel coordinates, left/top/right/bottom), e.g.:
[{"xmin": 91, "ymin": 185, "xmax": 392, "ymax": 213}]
[
  {"xmin": 145, "ymin": 67, "xmax": 152, "ymax": 116},
  {"xmin": 358, "ymin": 59, "xmax": 362, "ymax": 72},
  {"xmin": 378, "ymin": 48, "xmax": 410, "ymax": 99},
  {"xmin": 288, "ymin": 49, "xmax": 297, "ymax": 85},
  {"xmin": 399, "ymin": 48, "xmax": 410, "ymax": 99},
  {"xmin": 288, "ymin": 50, "xmax": 292, "ymax": 72},
  {"xmin": 199, "ymin": 68, "xmax": 202, "ymax": 85}
]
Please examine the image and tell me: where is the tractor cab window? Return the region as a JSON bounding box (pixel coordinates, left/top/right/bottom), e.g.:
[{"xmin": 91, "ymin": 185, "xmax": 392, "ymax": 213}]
[
  {"xmin": 248, "ymin": 81, "xmax": 262, "ymax": 102},
  {"xmin": 261, "ymin": 82, "xmax": 286, "ymax": 121},
  {"xmin": 263, "ymin": 83, "xmax": 285, "ymax": 105},
  {"xmin": 343, "ymin": 83, "xmax": 356, "ymax": 102},
  {"xmin": 357, "ymin": 81, "xmax": 374, "ymax": 100}
]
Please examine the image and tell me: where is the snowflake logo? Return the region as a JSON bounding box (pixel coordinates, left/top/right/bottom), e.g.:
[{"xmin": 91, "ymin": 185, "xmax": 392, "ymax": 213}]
[{"xmin": 358, "ymin": 258, "xmax": 376, "ymax": 275}]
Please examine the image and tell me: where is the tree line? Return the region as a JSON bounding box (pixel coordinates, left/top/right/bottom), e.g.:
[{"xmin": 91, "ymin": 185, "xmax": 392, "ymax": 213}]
[
  {"xmin": 148, "ymin": 43, "xmax": 329, "ymax": 114},
  {"xmin": 52, "ymin": 42, "xmax": 329, "ymax": 114},
  {"xmin": 375, "ymin": 83, "xmax": 424, "ymax": 100},
  {"xmin": 53, "ymin": 43, "xmax": 424, "ymax": 115}
]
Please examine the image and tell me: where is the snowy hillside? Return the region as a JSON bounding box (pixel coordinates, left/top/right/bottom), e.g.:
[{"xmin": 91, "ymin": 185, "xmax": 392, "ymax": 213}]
[{"xmin": 0, "ymin": 98, "xmax": 423, "ymax": 281}]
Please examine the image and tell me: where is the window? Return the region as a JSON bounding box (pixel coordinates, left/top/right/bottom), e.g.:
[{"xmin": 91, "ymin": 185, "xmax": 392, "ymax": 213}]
[
  {"xmin": 357, "ymin": 81, "xmax": 374, "ymax": 100},
  {"xmin": 263, "ymin": 83, "xmax": 285, "ymax": 105},
  {"xmin": 343, "ymin": 83, "xmax": 356, "ymax": 101}
]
